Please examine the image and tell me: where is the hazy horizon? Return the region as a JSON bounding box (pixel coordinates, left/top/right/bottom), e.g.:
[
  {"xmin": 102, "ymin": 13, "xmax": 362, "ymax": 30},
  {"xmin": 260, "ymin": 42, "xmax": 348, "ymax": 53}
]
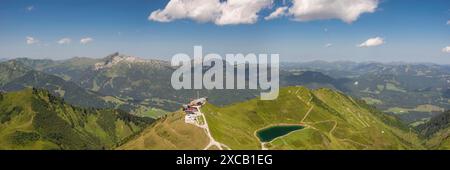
[{"xmin": 2, "ymin": 52, "xmax": 449, "ymax": 66}]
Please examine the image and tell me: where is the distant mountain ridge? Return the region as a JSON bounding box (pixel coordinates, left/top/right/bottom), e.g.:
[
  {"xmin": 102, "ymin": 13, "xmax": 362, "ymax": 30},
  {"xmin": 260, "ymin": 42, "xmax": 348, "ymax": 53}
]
[
  {"xmin": 94, "ymin": 52, "xmax": 170, "ymax": 70},
  {"xmin": 0, "ymin": 59, "xmax": 166, "ymax": 118},
  {"xmin": 5, "ymin": 54, "xmax": 259, "ymax": 111},
  {"xmin": 3, "ymin": 55, "xmax": 449, "ymax": 123}
]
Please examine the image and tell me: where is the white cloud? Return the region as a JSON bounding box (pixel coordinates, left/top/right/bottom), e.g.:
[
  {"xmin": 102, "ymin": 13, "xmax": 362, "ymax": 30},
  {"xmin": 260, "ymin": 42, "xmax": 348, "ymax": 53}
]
[
  {"xmin": 80, "ymin": 37, "xmax": 93, "ymax": 44},
  {"xmin": 265, "ymin": 7, "xmax": 288, "ymax": 20},
  {"xmin": 358, "ymin": 37, "xmax": 384, "ymax": 47},
  {"xmin": 216, "ymin": 0, "xmax": 273, "ymax": 25},
  {"xmin": 26, "ymin": 6, "xmax": 34, "ymax": 11},
  {"xmin": 442, "ymin": 46, "xmax": 450, "ymax": 53},
  {"xmin": 447, "ymin": 20, "xmax": 450, "ymax": 25},
  {"xmin": 57, "ymin": 38, "xmax": 71, "ymax": 45},
  {"xmin": 289, "ymin": 0, "xmax": 378, "ymax": 23},
  {"xmin": 149, "ymin": 0, "xmax": 378, "ymax": 25},
  {"xmin": 149, "ymin": 0, "xmax": 273, "ymax": 25},
  {"xmin": 325, "ymin": 43, "xmax": 333, "ymax": 48},
  {"xmin": 149, "ymin": 0, "xmax": 220, "ymax": 23},
  {"xmin": 26, "ymin": 36, "xmax": 39, "ymax": 45}
]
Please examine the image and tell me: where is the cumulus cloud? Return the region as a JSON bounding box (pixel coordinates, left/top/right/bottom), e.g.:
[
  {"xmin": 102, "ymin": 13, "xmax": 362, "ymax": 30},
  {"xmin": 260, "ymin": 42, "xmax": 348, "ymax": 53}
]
[
  {"xmin": 149, "ymin": 0, "xmax": 273, "ymax": 25},
  {"xmin": 216, "ymin": 0, "xmax": 273, "ymax": 25},
  {"xmin": 443, "ymin": 46, "xmax": 450, "ymax": 53},
  {"xmin": 149, "ymin": 0, "xmax": 221, "ymax": 23},
  {"xmin": 26, "ymin": 36, "xmax": 38, "ymax": 45},
  {"xmin": 149, "ymin": 0, "xmax": 378, "ymax": 25},
  {"xmin": 447, "ymin": 20, "xmax": 450, "ymax": 25},
  {"xmin": 325, "ymin": 43, "xmax": 333, "ymax": 48},
  {"xmin": 358, "ymin": 37, "xmax": 384, "ymax": 47},
  {"xmin": 288, "ymin": 0, "xmax": 378, "ymax": 23},
  {"xmin": 57, "ymin": 38, "xmax": 71, "ymax": 45},
  {"xmin": 80, "ymin": 37, "xmax": 93, "ymax": 44},
  {"xmin": 265, "ymin": 7, "xmax": 288, "ymax": 20}
]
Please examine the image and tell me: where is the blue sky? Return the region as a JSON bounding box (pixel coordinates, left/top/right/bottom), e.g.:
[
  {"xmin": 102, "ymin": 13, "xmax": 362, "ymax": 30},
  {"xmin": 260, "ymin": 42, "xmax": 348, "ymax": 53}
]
[{"xmin": 0, "ymin": 0, "xmax": 449, "ymax": 63}]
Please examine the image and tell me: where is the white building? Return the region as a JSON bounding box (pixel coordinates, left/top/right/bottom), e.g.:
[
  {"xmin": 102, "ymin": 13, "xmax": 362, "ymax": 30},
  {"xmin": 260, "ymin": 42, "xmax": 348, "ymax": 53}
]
[{"xmin": 185, "ymin": 114, "xmax": 197, "ymax": 124}]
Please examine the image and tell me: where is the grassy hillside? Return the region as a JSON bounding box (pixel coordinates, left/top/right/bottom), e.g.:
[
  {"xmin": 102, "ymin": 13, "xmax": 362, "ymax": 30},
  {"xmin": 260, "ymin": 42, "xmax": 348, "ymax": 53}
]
[
  {"xmin": 2, "ymin": 71, "xmax": 119, "ymax": 109},
  {"xmin": 0, "ymin": 60, "xmax": 167, "ymax": 118},
  {"xmin": 201, "ymin": 86, "xmax": 423, "ymax": 150},
  {"xmin": 417, "ymin": 111, "xmax": 450, "ymax": 149},
  {"xmin": 0, "ymin": 88, "xmax": 153, "ymax": 150},
  {"xmin": 423, "ymin": 128, "xmax": 450, "ymax": 149},
  {"xmin": 121, "ymin": 86, "xmax": 425, "ymax": 150},
  {"xmin": 118, "ymin": 111, "xmax": 209, "ymax": 150}
]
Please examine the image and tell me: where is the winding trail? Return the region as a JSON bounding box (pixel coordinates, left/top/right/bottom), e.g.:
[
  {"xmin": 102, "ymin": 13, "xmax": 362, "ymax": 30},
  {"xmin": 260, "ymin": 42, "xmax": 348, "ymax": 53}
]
[{"xmin": 301, "ymin": 106, "xmax": 314, "ymax": 123}]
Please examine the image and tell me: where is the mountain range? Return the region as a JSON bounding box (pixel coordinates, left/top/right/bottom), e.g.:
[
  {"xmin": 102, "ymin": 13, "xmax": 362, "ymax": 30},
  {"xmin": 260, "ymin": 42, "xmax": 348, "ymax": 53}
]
[
  {"xmin": 2, "ymin": 54, "xmax": 450, "ymax": 123},
  {"xmin": 0, "ymin": 53, "xmax": 449, "ymax": 150},
  {"xmin": 284, "ymin": 61, "xmax": 450, "ymax": 124}
]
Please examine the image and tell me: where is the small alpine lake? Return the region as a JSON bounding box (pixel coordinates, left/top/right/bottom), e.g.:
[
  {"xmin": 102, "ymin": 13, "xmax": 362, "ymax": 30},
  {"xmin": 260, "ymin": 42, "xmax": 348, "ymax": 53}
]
[{"xmin": 256, "ymin": 125, "xmax": 304, "ymax": 142}]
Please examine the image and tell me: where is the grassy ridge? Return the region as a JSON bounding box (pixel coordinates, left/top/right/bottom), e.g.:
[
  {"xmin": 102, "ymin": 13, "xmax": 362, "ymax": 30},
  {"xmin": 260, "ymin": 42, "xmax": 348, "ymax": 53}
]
[
  {"xmin": 0, "ymin": 88, "xmax": 153, "ymax": 150},
  {"xmin": 202, "ymin": 86, "xmax": 423, "ymax": 150},
  {"xmin": 118, "ymin": 111, "xmax": 209, "ymax": 150},
  {"xmin": 417, "ymin": 111, "xmax": 450, "ymax": 149}
]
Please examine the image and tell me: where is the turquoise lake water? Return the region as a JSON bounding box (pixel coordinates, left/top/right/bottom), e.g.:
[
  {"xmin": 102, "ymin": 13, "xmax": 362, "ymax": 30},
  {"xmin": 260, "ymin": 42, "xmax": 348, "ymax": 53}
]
[{"xmin": 256, "ymin": 125, "xmax": 304, "ymax": 142}]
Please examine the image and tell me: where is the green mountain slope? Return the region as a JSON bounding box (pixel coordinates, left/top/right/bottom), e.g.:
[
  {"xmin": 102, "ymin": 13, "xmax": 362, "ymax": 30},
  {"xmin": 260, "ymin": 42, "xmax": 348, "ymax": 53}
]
[
  {"xmin": 118, "ymin": 111, "xmax": 209, "ymax": 150},
  {"xmin": 201, "ymin": 86, "xmax": 423, "ymax": 150},
  {"xmin": 0, "ymin": 60, "xmax": 166, "ymax": 118},
  {"xmin": 0, "ymin": 88, "xmax": 154, "ymax": 150},
  {"xmin": 2, "ymin": 71, "xmax": 118, "ymax": 109},
  {"xmin": 121, "ymin": 86, "xmax": 424, "ymax": 150},
  {"xmin": 417, "ymin": 111, "xmax": 450, "ymax": 149}
]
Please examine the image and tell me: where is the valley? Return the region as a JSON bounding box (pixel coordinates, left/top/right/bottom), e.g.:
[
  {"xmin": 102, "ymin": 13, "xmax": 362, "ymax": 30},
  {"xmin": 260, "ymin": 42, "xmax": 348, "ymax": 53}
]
[{"xmin": 0, "ymin": 54, "xmax": 449, "ymax": 150}]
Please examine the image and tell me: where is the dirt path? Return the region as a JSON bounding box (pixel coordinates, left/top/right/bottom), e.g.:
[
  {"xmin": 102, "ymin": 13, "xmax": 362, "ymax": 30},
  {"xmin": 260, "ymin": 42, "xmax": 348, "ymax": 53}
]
[
  {"xmin": 193, "ymin": 107, "xmax": 230, "ymax": 150},
  {"xmin": 301, "ymin": 106, "xmax": 314, "ymax": 123},
  {"xmin": 261, "ymin": 142, "xmax": 268, "ymax": 150},
  {"xmin": 312, "ymin": 120, "xmax": 338, "ymax": 134}
]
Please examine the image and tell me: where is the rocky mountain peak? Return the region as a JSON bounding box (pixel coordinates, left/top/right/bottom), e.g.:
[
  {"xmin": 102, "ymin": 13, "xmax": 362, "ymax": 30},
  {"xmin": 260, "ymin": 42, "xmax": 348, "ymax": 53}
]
[{"xmin": 94, "ymin": 52, "xmax": 169, "ymax": 70}]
